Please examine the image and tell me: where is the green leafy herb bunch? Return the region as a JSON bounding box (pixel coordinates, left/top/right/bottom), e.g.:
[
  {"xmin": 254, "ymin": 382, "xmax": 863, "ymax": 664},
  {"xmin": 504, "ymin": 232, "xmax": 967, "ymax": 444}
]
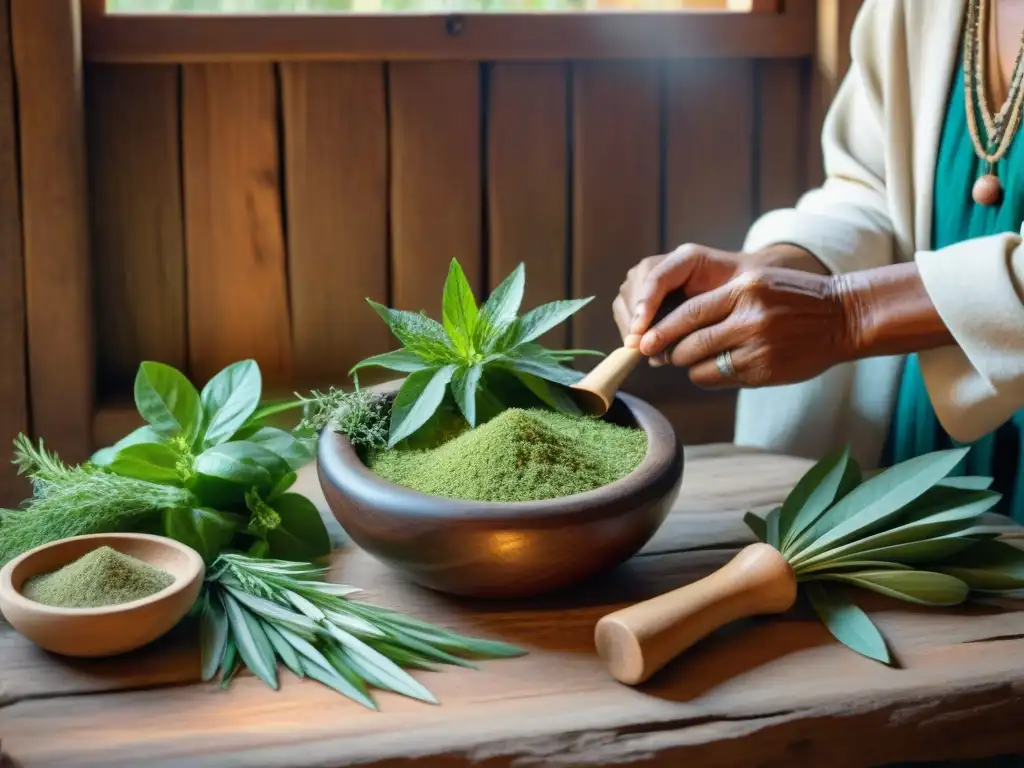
[
  {"xmin": 352, "ymin": 258, "xmax": 601, "ymax": 448},
  {"xmin": 0, "ymin": 359, "xmax": 331, "ymax": 567},
  {"xmin": 746, "ymin": 445, "xmax": 1024, "ymax": 663}
]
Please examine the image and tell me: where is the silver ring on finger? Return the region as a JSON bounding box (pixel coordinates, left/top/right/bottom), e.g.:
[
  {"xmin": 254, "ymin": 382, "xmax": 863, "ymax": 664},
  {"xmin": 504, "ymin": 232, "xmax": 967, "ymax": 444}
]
[{"xmin": 716, "ymin": 350, "xmax": 737, "ymax": 379}]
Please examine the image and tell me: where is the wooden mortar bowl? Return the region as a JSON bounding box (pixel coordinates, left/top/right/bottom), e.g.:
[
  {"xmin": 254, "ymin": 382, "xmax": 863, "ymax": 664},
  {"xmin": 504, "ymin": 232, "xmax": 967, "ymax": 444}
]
[
  {"xmin": 318, "ymin": 383, "xmax": 683, "ymax": 598},
  {"xmin": 0, "ymin": 533, "xmax": 205, "ymax": 657}
]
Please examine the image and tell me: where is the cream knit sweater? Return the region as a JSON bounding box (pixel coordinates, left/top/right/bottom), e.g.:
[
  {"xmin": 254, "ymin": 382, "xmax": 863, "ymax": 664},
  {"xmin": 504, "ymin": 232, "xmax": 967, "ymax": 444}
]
[{"xmin": 733, "ymin": 0, "xmax": 1024, "ymax": 468}]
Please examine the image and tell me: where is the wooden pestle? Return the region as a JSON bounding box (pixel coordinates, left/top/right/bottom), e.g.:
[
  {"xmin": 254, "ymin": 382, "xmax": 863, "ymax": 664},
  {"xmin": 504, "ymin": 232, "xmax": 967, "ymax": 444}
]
[
  {"xmin": 570, "ymin": 347, "xmax": 645, "ymax": 415},
  {"xmin": 594, "ymin": 543, "xmax": 798, "ymax": 685}
]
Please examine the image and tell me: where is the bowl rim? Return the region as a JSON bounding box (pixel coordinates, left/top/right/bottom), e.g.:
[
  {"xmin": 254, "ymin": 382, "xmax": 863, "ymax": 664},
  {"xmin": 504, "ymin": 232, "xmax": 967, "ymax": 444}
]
[
  {"xmin": 0, "ymin": 532, "xmax": 205, "ymax": 617},
  {"xmin": 318, "ymin": 387, "xmax": 682, "ymax": 520}
]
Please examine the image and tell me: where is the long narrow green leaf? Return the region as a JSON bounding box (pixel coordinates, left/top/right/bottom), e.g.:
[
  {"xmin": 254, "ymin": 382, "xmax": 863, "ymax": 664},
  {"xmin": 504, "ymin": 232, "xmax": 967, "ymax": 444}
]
[
  {"xmin": 325, "ymin": 624, "xmax": 437, "ymax": 704},
  {"xmin": 799, "ymin": 537, "xmax": 978, "ymax": 573},
  {"xmin": 263, "ymin": 621, "xmax": 304, "ymax": 679},
  {"xmin": 938, "ymin": 476, "xmax": 994, "ymax": 491},
  {"xmin": 324, "ymin": 609, "xmax": 387, "ymax": 637},
  {"xmin": 935, "ymin": 539, "xmax": 1024, "ymax": 591},
  {"xmin": 200, "ymin": 590, "xmax": 230, "ymax": 682},
  {"xmin": 275, "ymin": 625, "xmax": 336, "ymax": 675},
  {"xmin": 451, "ymin": 364, "xmax": 483, "ymax": 427},
  {"xmin": 388, "ymin": 365, "xmax": 457, "ymax": 447},
  {"xmin": 791, "ymin": 490, "xmax": 1001, "ymax": 570},
  {"xmin": 282, "ymin": 589, "xmax": 326, "ymax": 622},
  {"xmin": 780, "ymin": 446, "xmax": 851, "ymax": 550},
  {"xmin": 511, "ymin": 370, "xmax": 581, "ymax": 415},
  {"xmin": 766, "ymin": 506, "xmax": 782, "ymax": 549},
  {"xmin": 507, "ymin": 298, "xmax": 593, "ymax": 348},
  {"xmin": 797, "ymin": 560, "xmax": 915, "ymax": 575},
  {"xmin": 222, "ymin": 585, "xmax": 320, "ymax": 635},
  {"xmin": 383, "ymin": 627, "xmax": 479, "ymax": 669},
  {"xmin": 221, "ymin": 592, "xmax": 280, "ymax": 689},
  {"xmin": 805, "ymin": 582, "xmax": 890, "ymax": 663},
  {"xmin": 347, "ymin": 606, "xmax": 525, "ymax": 658},
  {"xmin": 791, "ymin": 448, "xmax": 969, "ymax": 560},
  {"xmin": 815, "ymin": 569, "xmax": 969, "ymax": 606},
  {"xmin": 743, "ymin": 510, "xmax": 768, "ymax": 543},
  {"xmin": 441, "ymin": 258, "xmax": 479, "ymax": 354},
  {"xmin": 473, "ymin": 264, "xmax": 524, "ymax": 352},
  {"xmin": 299, "ymin": 657, "xmax": 378, "ymax": 710},
  {"xmin": 349, "ymin": 348, "xmax": 430, "ymax": 376},
  {"xmin": 219, "ymin": 637, "xmax": 240, "ymax": 688}
]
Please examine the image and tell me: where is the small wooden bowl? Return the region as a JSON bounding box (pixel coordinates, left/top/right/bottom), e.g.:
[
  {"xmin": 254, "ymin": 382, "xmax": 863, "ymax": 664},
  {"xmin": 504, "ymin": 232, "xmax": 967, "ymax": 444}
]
[{"xmin": 0, "ymin": 533, "xmax": 205, "ymax": 658}]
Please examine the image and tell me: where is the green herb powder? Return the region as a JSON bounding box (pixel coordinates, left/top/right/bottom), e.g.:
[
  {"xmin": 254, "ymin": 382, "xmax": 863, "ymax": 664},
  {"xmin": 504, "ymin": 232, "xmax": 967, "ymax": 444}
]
[
  {"xmin": 22, "ymin": 546, "xmax": 175, "ymax": 608},
  {"xmin": 370, "ymin": 408, "xmax": 647, "ymax": 502}
]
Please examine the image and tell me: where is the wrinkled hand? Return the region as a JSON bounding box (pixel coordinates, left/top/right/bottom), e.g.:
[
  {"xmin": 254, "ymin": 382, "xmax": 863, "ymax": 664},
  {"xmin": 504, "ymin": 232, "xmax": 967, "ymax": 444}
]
[{"xmin": 613, "ymin": 243, "xmax": 855, "ymax": 388}]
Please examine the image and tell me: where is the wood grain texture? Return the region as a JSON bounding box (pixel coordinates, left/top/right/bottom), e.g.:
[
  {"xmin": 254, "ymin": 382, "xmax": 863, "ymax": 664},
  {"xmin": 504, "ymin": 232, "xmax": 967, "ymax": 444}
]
[
  {"xmin": 389, "ymin": 62, "xmax": 481, "ymax": 317},
  {"xmin": 487, "ymin": 63, "xmax": 569, "ymax": 347},
  {"xmin": 280, "ymin": 62, "xmax": 389, "ymax": 386},
  {"xmin": 87, "ymin": 64, "xmax": 187, "ymax": 394},
  {"xmin": 571, "ymin": 62, "xmax": 660, "ymax": 359},
  {"xmin": 756, "ymin": 58, "xmax": 809, "ymax": 215},
  {"xmin": 10, "ymin": 0, "xmax": 93, "ymax": 463},
  {"xmin": 0, "ymin": 0, "xmax": 26, "ymax": 506},
  {"xmin": 6, "ymin": 448, "xmax": 1024, "ymax": 767},
  {"xmin": 665, "ymin": 58, "xmax": 756, "ymax": 251},
  {"xmin": 182, "ymin": 63, "xmax": 291, "ymax": 386}
]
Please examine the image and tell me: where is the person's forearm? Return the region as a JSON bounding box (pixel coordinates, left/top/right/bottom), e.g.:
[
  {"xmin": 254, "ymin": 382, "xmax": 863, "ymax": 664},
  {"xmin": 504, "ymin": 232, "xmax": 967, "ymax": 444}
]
[
  {"xmin": 835, "ymin": 262, "xmax": 955, "ymax": 358},
  {"xmin": 754, "ymin": 244, "xmax": 832, "ymax": 276}
]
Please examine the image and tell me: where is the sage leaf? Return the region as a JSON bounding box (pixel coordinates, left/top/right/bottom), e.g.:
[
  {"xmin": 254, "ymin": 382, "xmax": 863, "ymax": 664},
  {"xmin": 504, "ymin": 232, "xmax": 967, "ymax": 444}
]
[
  {"xmin": 349, "ymin": 348, "xmax": 431, "ymax": 377},
  {"xmin": 325, "ymin": 624, "xmax": 437, "ymax": 704},
  {"xmin": 367, "ymin": 300, "xmax": 455, "ymax": 363},
  {"xmin": 816, "ymin": 569, "xmax": 969, "ymax": 606},
  {"xmin": 263, "ymin": 621, "xmax": 304, "ymax": 679},
  {"xmin": 109, "ymin": 442, "xmax": 182, "ymax": 485},
  {"xmin": 200, "ymin": 359, "xmax": 262, "ymax": 448},
  {"xmin": 388, "ymin": 365, "xmax": 458, "ymax": 447},
  {"xmin": 163, "ymin": 508, "xmax": 242, "ymax": 565},
  {"xmin": 451, "ymin": 364, "xmax": 483, "ymax": 427},
  {"xmin": 766, "ymin": 506, "xmax": 782, "ymax": 549},
  {"xmin": 134, "ymin": 361, "xmax": 203, "ymax": 445},
  {"xmin": 935, "ymin": 539, "xmax": 1024, "ymax": 591},
  {"xmin": 799, "ymin": 560, "xmax": 916, "ymax": 574},
  {"xmin": 805, "ymin": 582, "xmax": 890, "ymax": 663},
  {"xmin": 779, "ymin": 446, "xmax": 851, "ymax": 551},
  {"xmin": 473, "ymin": 263, "xmax": 525, "ymax": 352},
  {"xmin": 507, "ymin": 297, "xmax": 593, "ymax": 348},
  {"xmin": 200, "ymin": 591, "xmax": 229, "ymax": 682},
  {"xmin": 743, "ymin": 510, "xmax": 768, "ymax": 543},
  {"xmin": 441, "ymin": 258, "xmax": 479, "ymax": 354},
  {"xmin": 221, "ymin": 592, "xmax": 280, "ymax": 689},
  {"xmin": 299, "ymin": 656, "xmax": 378, "ymax": 710},
  {"xmin": 266, "ymin": 493, "xmax": 332, "ymax": 561},
  {"xmin": 793, "ymin": 448, "xmax": 969, "ymax": 560}
]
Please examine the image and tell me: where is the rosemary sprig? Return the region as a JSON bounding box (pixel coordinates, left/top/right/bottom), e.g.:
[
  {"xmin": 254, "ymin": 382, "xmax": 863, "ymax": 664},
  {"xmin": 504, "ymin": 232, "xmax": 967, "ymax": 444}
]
[
  {"xmin": 1, "ymin": 434, "xmax": 197, "ymax": 566},
  {"xmin": 201, "ymin": 554, "xmax": 526, "ymax": 707},
  {"xmin": 296, "ymin": 387, "xmax": 391, "ymax": 451}
]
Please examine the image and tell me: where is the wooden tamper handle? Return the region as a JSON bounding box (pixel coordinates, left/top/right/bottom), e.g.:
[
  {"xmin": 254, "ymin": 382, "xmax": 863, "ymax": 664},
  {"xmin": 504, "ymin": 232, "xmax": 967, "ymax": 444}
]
[
  {"xmin": 570, "ymin": 347, "xmax": 644, "ymax": 416},
  {"xmin": 594, "ymin": 543, "xmax": 798, "ymax": 685}
]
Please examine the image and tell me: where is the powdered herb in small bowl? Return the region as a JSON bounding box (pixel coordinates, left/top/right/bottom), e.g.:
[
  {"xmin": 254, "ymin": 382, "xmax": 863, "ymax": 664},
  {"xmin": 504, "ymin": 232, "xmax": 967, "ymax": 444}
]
[{"xmin": 0, "ymin": 532, "xmax": 204, "ymax": 657}]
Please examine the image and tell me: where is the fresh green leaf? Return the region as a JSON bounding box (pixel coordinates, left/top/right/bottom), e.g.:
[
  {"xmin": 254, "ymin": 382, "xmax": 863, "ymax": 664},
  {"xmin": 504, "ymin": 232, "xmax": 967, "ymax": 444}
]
[
  {"xmin": 163, "ymin": 507, "xmax": 242, "ymax": 564},
  {"xmin": 299, "ymin": 656, "xmax": 377, "ymax": 710},
  {"xmin": 349, "ymin": 348, "xmax": 431, "ymax": 377},
  {"xmin": 792, "ymin": 490, "xmax": 1001, "ymax": 570},
  {"xmin": 792, "ymin": 448, "xmax": 969, "ymax": 560},
  {"xmin": 382, "ymin": 628, "xmax": 478, "ymax": 669},
  {"xmin": 221, "ymin": 592, "xmax": 279, "ymax": 689},
  {"xmin": 222, "ymin": 585, "xmax": 322, "ymax": 636},
  {"xmin": 275, "ymin": 625, "xmax": 337, "ymax": 674},
  {"xmin": 235, "ymin": 426, "xmax": 315, "ymax": 471},
  {"xmin": 938, "ymin": 476, "xmax": 995, "ymax": 491},
  {"xmin": 806, "ymin": 536, "xmax": 978, "ymax": 571},
  {"xmin": 441, "ymin": 259, "xmax": 479, "ymax": 354},
  {"xmin": 451, "ymin": 364, "xmax": 483, "ymax": 426},
  {"xmin": 200, "ymin": 360, "xmax": 262, "ymax": 448},
  {"xmin": 779, "ymin": 446, "xmax": 851, "ymax": 551},
  {"xmin": 134, "ymin": 361, "xmax": 203, "ymax": 444},
  {"xmin": 473, "ymin": 263, "xmax": 525, "ymax": 352},
  {"xmin": 511, "ymin": 371, "xmax": 581, "ymax": 416},
  {"xmin": 805, "ymin": 582, "xmax": 890, "ymax": 663},
  {"xmin": 194, "ymin": 441, "xmax": 290, "ymax": 489},
  {"xmin": 200, "ymin": 591, "xmax": 230, "ymax": 682},
  {"xmin": 325, "ymin": 624, "xmax": 437, "ymax": 704},
  {"xmin": 388, "ymin": 365, "xmax": 458, "ymax": 447},
  {"xmin": 743, "ymin": 510, "xmax": 768, "ymax": 542},
  {"xmin": 935, "ymin": 539, "xmax": 1024, "ymax": 591},
  {"xmin": 244, "ymin": 399, "xmax": 304, "ymax": 426},
  {"xmin": 506, "ymin": 298, "xmax": 593, "ymax": 348},
  {"xmin": 367, "ymin": 300, "xmax": 455, "ymax": 362},
  {"xmin": 799, "ymin": 560, "xmax": 916, "ymax": 574},
  {"xmin": 282, "ymin": 589, "xmax": 326, "ymax": 622},
  {"xmin": 90, "ymin": 425, "xmax": 165, "ymax": 467},
  {"xmin": 109, "ymin": 442, "xmax": 182, "ymax": 485},
  {"xmin": 266, "ymin": 493, "xmax": 332, "ymax": 561},
  {"xmin": 262, "ymin": 621, "xmax": 304, "ymax": 679},
  {"xmin": 766, "ymin": 506, "xmax": 782, "ymax": 549},
  {"xmin": 324, "ymin": 609, "xmax": 387, "ymax": 637},
  {"xmin": 499, "ymin": 353, "xmax": 583, "ymax": 387},
  {"xmin": 219, "ymin": 637, "xmax": 239, "ymax": 688},
  {"xmin": 268, "ymin": 471, "xmax": 297, "ymax": 500},
  {"xmin": 815, "ymin": 569, "xmax": 969, "ymax": 606}
]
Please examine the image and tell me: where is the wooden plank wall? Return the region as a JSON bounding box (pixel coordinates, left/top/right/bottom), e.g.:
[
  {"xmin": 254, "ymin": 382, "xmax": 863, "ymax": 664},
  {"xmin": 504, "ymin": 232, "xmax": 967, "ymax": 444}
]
[{"xmin": 82, "ymin": 56, "xmax": 811, "ymax": 450}]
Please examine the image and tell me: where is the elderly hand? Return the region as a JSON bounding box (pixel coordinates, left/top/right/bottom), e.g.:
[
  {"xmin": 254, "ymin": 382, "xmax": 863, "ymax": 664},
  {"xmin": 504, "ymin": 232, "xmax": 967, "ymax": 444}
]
[{"xmin": 613, "ymin": 243, "xmax": 855, "ymax": 388}]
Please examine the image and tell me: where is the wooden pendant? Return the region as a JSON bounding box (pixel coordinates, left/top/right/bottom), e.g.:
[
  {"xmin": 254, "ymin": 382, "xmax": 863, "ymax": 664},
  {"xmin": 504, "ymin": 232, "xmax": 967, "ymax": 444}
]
[{"xmin": 972, "ymin": 173, "xmax": 1003, "ymax": 206}]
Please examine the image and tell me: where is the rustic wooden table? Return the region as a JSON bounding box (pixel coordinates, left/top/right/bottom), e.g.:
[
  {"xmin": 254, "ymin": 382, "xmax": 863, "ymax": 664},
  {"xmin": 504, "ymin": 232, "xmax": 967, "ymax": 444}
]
[{"xmin": 3, "ymin": 445, "xmax": 1024, "ymax": 767}]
